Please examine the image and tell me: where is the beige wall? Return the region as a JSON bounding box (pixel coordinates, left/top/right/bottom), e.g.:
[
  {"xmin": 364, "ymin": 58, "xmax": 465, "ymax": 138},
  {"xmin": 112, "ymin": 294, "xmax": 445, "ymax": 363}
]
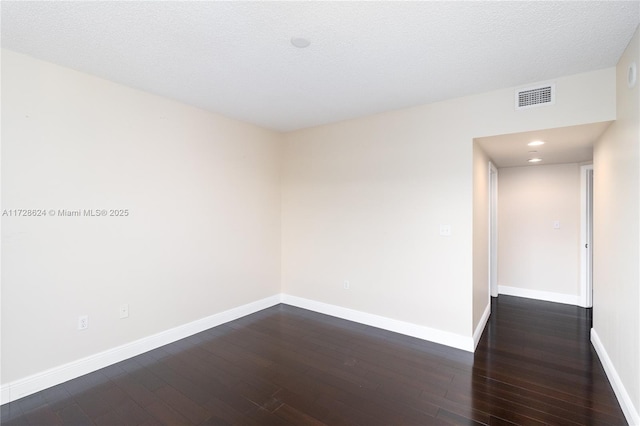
[
  {"xmin": 1, "ymin": 50, "xmax": 283, "ymax": 383},
  {"xmin": 282, "ymin": 108, "xmax": 475, "ymax": 336},
  {"xmin": 593, "ymin": 26, "xmax": 640, "ymax": 418},
  {"xmin": 497, "ymin": 164, "xmax": 582, "ymax": 298},
  {"xmin": 282, "ymin": 68, "xmax": 615, "ymax": 342}
]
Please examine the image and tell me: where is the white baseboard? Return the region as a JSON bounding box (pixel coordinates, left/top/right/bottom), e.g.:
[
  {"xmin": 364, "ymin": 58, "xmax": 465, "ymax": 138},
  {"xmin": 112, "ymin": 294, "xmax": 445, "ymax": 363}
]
[
  {"xmin": 591, "ymin": 329, "xmax": 640, "ymax": 426},
  {"xmin": 281, "ymin": 294, "xmax": 475, "ymax": 352},
  {"xmin": 0, "ymin": 294, "xmax": 281, "ymax": 405},
  {"xmin": 473, "ymin": 303, "xmax": 491, "ymax": 350},
  {"xmin": 498, "ymin": 285, "xmax": 580, "ymax": 306},
  {"xmin": 2, "ymin": 293, "xmax": 482, "ymax": 405}
]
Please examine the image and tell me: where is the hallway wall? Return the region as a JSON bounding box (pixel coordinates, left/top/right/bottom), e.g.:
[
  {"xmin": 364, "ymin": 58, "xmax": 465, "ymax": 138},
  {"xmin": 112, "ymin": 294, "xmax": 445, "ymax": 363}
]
[
  {"xmin": 592, "ymin": 26, "xmax": 640, "ymax": 424},
  {"xmin": 497, "ymin": 163, "xmax": 582, "ymax": 304}
]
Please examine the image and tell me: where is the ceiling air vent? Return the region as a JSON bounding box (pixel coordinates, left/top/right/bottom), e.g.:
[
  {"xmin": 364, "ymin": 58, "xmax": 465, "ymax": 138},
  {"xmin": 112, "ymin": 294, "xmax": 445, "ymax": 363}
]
[{"xmin": 515, "ymin": 83, "xmax": 555, "ymax": 110}]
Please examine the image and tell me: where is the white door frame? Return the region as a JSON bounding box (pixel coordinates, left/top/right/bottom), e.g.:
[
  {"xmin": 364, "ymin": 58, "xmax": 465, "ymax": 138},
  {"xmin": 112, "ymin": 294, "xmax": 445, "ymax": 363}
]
[
  {"xmin": 580, "ymin": 164, "xmax": 594, "ymax": 308},
  {"xmin": 489, "ymin": 162, "xmax": 499, "ymax": 298}
]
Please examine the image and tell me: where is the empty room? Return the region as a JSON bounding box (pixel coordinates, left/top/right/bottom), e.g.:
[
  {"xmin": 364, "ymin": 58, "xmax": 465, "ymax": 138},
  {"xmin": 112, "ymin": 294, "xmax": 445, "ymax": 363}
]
[{"xmin": 1, "ymin": 2, "xmax": 639, "ymax": 425}]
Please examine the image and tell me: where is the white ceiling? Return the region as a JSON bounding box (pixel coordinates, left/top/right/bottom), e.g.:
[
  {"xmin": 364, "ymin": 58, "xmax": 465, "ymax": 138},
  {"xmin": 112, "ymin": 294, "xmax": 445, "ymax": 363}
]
[
  {"xmin": 1, "ymin": 2, "xmax": 638, "ymax": 133},
  {"xmin": 475, "ymin": 122, "xmax": 612, "ymax": 168}
]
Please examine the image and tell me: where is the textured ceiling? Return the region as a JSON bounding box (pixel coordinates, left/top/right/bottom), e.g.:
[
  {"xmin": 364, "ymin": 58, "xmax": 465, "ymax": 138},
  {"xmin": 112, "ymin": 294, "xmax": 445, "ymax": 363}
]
[{"xmin": 1, "ymin": 1, "xmax": 639, "ymax": 132}]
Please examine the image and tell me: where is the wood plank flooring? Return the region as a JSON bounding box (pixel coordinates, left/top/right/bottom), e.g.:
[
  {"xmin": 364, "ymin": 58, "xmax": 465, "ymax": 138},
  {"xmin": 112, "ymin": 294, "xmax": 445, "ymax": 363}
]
[{"xmin": 1, "ymin": 296, "xmax": 627, "ymax": 425}]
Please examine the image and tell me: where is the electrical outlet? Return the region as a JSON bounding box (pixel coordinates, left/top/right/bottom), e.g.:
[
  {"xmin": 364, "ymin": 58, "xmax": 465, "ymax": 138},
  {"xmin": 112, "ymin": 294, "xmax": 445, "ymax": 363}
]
[
  {"xmin": 78, "ymin": 315, "xmax": 88, "ymax": 330},
  {"xmin": 439, "ymin": 224, "xmax": 452, "ymax": 236},
  {"xmin": 343, "ymin": 280, "xmax": 350, "ymax": 290},
  {"xmin": 119, "ymin": 303, "xmax": 129, "ymax": 319}
]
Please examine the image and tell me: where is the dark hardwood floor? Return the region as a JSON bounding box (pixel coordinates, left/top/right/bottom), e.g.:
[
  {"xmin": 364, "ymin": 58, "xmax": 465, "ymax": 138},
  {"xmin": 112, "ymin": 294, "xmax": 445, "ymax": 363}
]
[{"xmin": 1, "ymin": 296, "xmax": 626, "ymax": 425}]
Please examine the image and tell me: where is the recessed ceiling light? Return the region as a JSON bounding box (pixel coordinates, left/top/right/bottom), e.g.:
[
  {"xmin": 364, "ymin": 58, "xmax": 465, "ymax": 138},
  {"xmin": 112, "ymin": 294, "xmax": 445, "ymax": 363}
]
[
  {"xmin": 528, "ymin": 158, "xmax": 543, "ymax": 163},
  {"xmin": 528, "ymin": 141, "xmax": 545, "ymax": 146},
  {"xmin": 291, "ymin": 37, "xmax": 311, "ymax": 48}
]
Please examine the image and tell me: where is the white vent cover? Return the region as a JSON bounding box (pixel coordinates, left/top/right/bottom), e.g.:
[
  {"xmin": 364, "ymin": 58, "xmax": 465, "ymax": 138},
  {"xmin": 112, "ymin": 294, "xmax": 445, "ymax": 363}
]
[{"xmin": 515, "ymin": 83, "xmax": 555, "ymax": 110}]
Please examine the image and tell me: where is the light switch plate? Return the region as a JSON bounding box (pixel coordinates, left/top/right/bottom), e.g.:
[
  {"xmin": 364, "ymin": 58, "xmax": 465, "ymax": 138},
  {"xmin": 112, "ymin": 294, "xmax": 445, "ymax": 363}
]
[
  {"xmin": 439, "ymin": 224, "xmax": 452, "ymax": 236},
  {"xmin": 119, "ymin": 304, "xmax": 129, "ymax": 319}
]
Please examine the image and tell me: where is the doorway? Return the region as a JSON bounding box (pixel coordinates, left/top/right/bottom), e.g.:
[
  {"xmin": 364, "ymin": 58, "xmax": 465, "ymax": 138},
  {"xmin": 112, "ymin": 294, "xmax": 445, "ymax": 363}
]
[
  {"xmin": 489, "ymin": 162, "xmax": 498, "ymax": 298},
  {"xmin": 580, "ymin": 164, "xmax": 593, "ymax": 308}
]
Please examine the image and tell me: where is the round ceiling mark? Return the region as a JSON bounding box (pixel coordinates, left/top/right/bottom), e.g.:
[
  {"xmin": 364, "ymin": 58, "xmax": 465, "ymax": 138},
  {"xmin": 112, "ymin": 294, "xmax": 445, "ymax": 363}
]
[
  {"xmin": 291, "ymin": 37, "xmax": 311, "ymax": 48},
  {"xmin": 628, "ymin": 62, "xmax": 637, "ymax": 89}
]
